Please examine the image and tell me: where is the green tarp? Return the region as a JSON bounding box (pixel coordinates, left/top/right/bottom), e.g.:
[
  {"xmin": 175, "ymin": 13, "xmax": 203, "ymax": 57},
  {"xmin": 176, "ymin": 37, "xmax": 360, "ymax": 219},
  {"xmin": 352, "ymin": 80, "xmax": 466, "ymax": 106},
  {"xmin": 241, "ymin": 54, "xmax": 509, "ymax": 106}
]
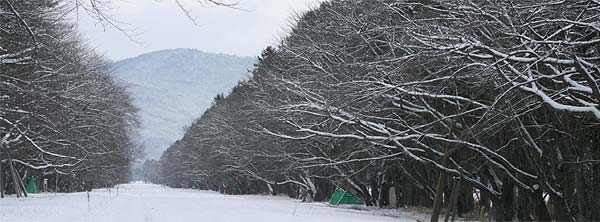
[
  {"xmin": 329, "ymin": 188, "xmax": 364, "ymax": 205},
  {"xmin": 26, "ymin": 178, "xmax": 38, "ymax": 193}
]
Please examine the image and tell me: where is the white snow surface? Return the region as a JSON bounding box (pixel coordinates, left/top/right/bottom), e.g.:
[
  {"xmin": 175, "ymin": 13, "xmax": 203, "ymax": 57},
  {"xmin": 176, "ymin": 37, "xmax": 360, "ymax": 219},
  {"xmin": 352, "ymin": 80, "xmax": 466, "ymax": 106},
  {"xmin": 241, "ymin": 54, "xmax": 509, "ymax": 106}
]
[{"xmin": 0, "ymin": 182, "xmax": 427, "ymax": 222}]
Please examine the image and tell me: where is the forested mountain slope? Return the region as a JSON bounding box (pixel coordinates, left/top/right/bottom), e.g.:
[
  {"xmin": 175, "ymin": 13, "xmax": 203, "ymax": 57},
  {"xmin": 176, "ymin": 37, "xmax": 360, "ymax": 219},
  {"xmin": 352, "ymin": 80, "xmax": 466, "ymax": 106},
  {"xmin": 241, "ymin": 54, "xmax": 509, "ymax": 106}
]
[{"xmin": 111, "ymin": 49, "xmax": 255, "ymax": 159}]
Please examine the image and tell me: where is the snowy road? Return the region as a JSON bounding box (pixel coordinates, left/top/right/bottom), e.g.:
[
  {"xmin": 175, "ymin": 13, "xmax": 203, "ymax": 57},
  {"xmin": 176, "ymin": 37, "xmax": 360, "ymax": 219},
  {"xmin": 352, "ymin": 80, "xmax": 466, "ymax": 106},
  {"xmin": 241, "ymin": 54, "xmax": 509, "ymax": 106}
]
[{"xmin": 0, "ymin": 182, "xmax": 425, "ymax": 222}]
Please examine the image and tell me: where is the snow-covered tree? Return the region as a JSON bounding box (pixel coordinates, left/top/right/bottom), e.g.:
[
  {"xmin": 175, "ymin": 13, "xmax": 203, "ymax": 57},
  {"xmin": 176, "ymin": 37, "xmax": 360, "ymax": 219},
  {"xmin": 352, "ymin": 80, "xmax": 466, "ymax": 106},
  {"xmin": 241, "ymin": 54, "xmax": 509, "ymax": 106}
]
[{"xmin": 1, "ymin": 0, "xmax": 139, "ymax": 195}]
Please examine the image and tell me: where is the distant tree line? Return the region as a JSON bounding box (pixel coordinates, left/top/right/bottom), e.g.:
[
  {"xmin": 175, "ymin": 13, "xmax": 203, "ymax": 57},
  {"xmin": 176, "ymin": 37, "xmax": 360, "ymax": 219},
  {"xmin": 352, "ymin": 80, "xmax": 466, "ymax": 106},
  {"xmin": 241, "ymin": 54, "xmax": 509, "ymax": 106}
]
[
  {"xmin": 1, "ymin": 0, "xmax": 140, "ymax": 196},
  {"xmin": 152, "ymin": 0, "xmax": 599, "ymax": 221}
]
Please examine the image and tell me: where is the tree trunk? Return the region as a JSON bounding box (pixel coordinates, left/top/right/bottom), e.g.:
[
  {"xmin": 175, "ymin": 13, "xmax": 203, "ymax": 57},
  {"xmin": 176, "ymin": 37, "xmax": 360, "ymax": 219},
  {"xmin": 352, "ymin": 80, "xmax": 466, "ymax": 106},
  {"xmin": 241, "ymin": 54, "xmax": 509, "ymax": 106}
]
[
  {"xmin": 430, "ymin": 172, "xmax": 447, "ymax": 222},
  {"xmin": 267, "ymin": 183, "xmax": 275, "ymax": 195},
  {"xmin": 590, "ymin": 132, "xmax": 600, "ymax": 221},
  {"xmin": 576, "ymin": 168, "xmax": 586, "ymax": 221},
  {"xmin": 0, "ymin": 150, "xmax": 4, "ymax": 198},
  {"xmin": 460, "ymin": 183, "xmax": 474, "ymax": 215},
  {"xmin": 549, "ymin": 193, "xmax": 574, "ymax": 222},
  {"xmin": 14, "ymin": 165, "xmax": 28, "ymax": 197},
  {"xmin": 8, "ymin": 158, "xmax": 21, "ymax": 197},
  {"xmin": 493, "ymin": 179, "xmax": 513, "ymax": 221},
  {"xmin": 375, "ymin": 173, "xmax": 386, "ymax": 207},
  {"xmin": 512, "ymin": 184, "xmax": 519, "ymax": 221},
  {"xmin": 444, "ymin": 177, "xmax": 461, "ymax": 222},
  {"xmin": 534, "ymin": 192, "xmax": 551, "ymax": 221}
]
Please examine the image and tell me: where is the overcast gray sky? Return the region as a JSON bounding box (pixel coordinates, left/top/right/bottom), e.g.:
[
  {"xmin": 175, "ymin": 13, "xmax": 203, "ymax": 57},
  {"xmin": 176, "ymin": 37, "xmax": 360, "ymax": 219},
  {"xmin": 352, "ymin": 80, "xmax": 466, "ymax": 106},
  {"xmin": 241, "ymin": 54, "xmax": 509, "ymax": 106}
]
[{"xmin": 77, "ymin": 0, "xmax": 323, "ymax": 61}]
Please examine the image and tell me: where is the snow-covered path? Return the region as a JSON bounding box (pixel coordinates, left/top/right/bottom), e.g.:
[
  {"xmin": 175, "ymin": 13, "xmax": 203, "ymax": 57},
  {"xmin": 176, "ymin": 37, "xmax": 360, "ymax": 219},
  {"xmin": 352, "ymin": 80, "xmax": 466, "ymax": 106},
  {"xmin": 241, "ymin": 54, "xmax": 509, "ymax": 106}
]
[{"xmin": 0, "ymin": 182, "xmax": 424, "ymax": 222}]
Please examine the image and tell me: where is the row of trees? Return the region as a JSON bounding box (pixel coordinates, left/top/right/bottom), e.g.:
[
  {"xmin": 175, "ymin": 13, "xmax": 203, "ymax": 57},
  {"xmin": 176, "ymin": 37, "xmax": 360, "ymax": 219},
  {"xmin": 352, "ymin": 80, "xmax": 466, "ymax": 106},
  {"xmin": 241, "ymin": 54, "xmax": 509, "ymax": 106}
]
[
  {"xmin": 154, "ymin": 0, "xmax": 599, "ymax": 221},
  {"xmin": 1, "ymin": 0, "xmax": 140, "ymax": 195}
]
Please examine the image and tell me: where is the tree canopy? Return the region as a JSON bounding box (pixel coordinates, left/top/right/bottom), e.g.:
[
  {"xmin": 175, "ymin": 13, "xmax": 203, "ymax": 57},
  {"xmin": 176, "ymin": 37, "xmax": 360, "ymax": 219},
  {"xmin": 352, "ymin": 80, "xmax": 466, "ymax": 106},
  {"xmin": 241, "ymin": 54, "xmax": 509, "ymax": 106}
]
[{"xmin": 156, "ymin": 0, "xmax": 600, "ymax": 221}]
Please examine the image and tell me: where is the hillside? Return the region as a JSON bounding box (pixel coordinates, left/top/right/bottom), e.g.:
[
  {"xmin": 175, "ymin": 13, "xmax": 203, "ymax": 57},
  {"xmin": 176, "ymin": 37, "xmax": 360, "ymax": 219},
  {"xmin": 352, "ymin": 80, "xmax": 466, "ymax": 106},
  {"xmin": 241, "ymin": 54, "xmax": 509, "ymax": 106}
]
[{"xmin": 111, "ymin": 48, "xmax": 255, "ymax": 159}]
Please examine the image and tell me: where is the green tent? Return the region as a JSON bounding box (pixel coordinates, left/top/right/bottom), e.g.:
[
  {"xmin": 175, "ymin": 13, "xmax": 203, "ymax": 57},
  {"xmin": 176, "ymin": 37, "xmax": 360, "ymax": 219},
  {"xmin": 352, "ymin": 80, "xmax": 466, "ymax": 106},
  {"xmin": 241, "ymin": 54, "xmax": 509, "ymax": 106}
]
[
  {"xmin": 329, "ymin": 188, "xmax": 364, "ymax": 205},
  {"xmin": 26, "ymin": 178, "xmax": 38, "ymax": 193}
]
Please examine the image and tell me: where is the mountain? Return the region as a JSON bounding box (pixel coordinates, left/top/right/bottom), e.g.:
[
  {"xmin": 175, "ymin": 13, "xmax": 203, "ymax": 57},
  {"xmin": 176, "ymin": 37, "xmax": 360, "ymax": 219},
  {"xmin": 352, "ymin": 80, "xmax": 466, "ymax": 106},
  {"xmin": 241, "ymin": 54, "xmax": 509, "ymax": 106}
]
[{"xmin": 111, "ymin": 48, "xmax": 255, "ymax": 159}]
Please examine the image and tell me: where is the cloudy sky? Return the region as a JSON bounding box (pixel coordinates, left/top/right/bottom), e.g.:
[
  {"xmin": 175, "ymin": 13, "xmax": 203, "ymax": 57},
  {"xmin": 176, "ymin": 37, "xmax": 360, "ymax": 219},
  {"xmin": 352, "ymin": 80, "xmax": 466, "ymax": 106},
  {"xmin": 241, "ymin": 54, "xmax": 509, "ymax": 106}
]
[{"xmin": 77, "ymin": 0, "xmax": 323, "ymax": 61}]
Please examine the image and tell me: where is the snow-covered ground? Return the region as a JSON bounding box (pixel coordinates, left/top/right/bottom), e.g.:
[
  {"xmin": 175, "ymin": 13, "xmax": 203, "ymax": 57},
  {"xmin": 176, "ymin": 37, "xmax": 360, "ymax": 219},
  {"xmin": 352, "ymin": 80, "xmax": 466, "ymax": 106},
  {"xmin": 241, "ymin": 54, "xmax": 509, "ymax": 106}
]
[{"xmin": 0, "ymin": 182, "xmax": 427, "ymax": 222}]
